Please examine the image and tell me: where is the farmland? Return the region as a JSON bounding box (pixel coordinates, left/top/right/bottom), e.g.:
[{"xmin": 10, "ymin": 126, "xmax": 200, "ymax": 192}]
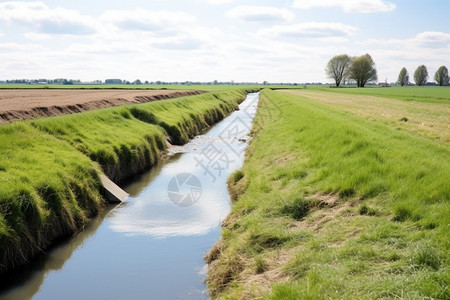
[
  {"xmin": 0, "ymin": 85, "xmax": 448, "ymax": 298},
  {"xmin": 0, "ymin": 89, "xmax": 204, "ymax": 124},
  {"xmin": 206, "ymin": 88, "xmax": 450, "ymax": 299}
]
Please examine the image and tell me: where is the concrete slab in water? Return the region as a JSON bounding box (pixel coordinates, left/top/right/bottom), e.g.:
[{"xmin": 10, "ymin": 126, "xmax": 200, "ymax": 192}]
[{"xmin": 100, "ymin": 173, "xmax": 129, "ymax": 203}]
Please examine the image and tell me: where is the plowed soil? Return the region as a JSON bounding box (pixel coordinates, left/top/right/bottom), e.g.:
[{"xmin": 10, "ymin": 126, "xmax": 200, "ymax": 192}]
[{"xmin": 0, "ymin": 89, "xmax": 204, "ymax": 124}]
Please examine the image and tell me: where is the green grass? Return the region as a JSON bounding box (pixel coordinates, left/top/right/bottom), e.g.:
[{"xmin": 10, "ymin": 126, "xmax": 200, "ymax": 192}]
[
  {"xmin": 127, "ymin": 90, "xmax": 246, "ymax": 144},
  {"xmin": 30, "ymin": 107, "xmax": 167, "ymax": 183},
  {"xmin": 0, "ymin": 89, "xmax": 250, "ymax": 274},
  {"xmin": 315, "ymin": 86, "xmax": 450, "ymax": 103},
  {"xmin": 0, "ymin": 123, "xmax": 103, "ymax": 272},
  {"xmin": 283, "ymin": 88, "xmax": 450, "ymax": 144},
  {"xmin": 30, "ymin": 90, "xmax": 247, "ymax": 182},
  {"xmin": 207, "ymin": 89, "xmax": 450, "ymax": 299}
]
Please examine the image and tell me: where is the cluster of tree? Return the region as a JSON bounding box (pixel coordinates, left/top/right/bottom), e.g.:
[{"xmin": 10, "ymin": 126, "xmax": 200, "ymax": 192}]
[
  {"xmin": 397, "ymin": 65, "xmax": 449, "ymax": 86},
  {"xmin": 325, "ymin": 54, "xmax": 378, "ymax": 87},
  {"xmin": 326, "ymin": 54, "xmax": 378, "ymax": 87}
]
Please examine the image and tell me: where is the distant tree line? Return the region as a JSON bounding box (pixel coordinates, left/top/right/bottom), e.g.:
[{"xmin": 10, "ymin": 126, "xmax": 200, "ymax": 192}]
[
  {"xmin": 327, "ymin": 54, "xmax": 449, "ymax": 87},
  {"xmin": 0, "ymin": 79, "xmax": 302, "ymax": 86},
  {"xmin": 326, "ymin": 54, "xmax": 378, "ymax": 87},
  {"xmin": 3, "ymin": 78, "xmax": 87, "ymax": 85},
  {"xmin": 397, "ymin": 65, "xmax": 449, "ymax": 86}
]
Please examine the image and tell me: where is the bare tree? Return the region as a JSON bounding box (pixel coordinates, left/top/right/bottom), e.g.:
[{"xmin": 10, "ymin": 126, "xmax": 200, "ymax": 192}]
[
  {"xmin": 325, "ymin": 54, "xmax": 351, "ymax": 87},
  {"xmin": 414, "ymin": 65, "xmax": 428, "ymax": 86},
  {"xmin": 434, "ymin": 66, "xmax": 449, "ymax": 86},
  {"xmin": 397, "ymin": 67, "xmax": 409, "ymax": 86},
  {"xmin": 348, "ymin": 54, "xmax": 378, "ymax": 87}
]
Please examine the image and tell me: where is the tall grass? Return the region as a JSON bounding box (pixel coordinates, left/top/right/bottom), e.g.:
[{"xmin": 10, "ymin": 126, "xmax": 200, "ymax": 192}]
[
  {"xmin": 207, "ymin": 89, "xmax": 450, "ymax": 299},
  {"xmin": 128, "ymin": 90, "xmax": 245, "ymax": 145},
  {"xmin": 31, "ymin": 108, "xmax": 167, "ymax": 183},
  {"xmin": 31, "ymin": 90, "xmax": 247, "ymax": 182},
  {"xmin": 0, "ymin": 89, "xmax": 250, "ymax": 274},
  {"xmin": 0, "ymin": 123, "xmax": 103, "ymax": 273}
]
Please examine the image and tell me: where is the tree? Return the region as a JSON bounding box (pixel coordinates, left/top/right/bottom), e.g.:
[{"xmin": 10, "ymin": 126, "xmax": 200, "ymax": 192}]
[
  {"xmin": 325, "ymin": 54, "xmax": 351, "ymax": 87},
  {"xmin": 414, "ymin": 65, "xmax": 428, "ymax": 86},
  {"xmin": 348, "ymin": 54, "xmax": 378, "ymax": 87},
  {"xmin": 397, "ymin": 67, "xmax": 409, "ymax": 86},
  {"xmin": 434, "ymin": 66, "xmax": 449, "ymax": 86}
]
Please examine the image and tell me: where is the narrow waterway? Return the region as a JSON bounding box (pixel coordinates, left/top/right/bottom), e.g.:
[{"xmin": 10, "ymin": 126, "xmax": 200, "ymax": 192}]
[{"xmin": 0, "ymin": 92, "xmax": 259, "ymax": 300}]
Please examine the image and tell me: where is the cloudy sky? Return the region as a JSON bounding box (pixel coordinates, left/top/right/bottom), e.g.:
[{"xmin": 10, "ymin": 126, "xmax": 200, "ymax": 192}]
[{"xmin": 0, "ymin": 0, "xmax": 449, "ymax": 83}]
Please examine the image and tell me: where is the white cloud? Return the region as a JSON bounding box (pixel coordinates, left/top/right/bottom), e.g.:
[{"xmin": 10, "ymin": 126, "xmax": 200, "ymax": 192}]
[
  {"xmin": 152, "ymin": 37, "xmax": 203, "ymax": 50},
  {"xmin": 227, "ymin": 6, "xmax": 294, "ymax": 23},
  {"xmin": 24, "ymin": 32, "xmax": 52, "ymax": 40},
  {"xmin": 362, "ymin": 31, "xmax": 450, "ymax": 49},
  {"xmin": 293, "ymin": 0, "xmax": 396, "ymax": 13},
  {"xmin": 0, "ymin": 1, "xmax": 98, "ymax": 35},
  {"xmin": 415, "ymin": 31, "xmax": 450, "ymax": 48},
  {"xmin": 101, "ymin": 9, "xmax": 196, "ymax": 33},
  {"xmin": 0, "ymin": 42, "xmax": 47, "ymax": 51},
  {"xmin": 199, "ymin": 0, "xmax": 235, "ymax": 5},
  {"xmin": 259, "ymin": 22, "xmax": 357, "ymax": 39},
  {"xmin": 65, "ymin": 43, "xmax": 136, "ymax": 55}
]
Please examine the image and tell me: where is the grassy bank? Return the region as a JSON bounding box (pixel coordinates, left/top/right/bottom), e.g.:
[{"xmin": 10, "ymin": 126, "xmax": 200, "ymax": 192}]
[
  {"xmin": 206, "ymin": 89, "xmax": 449, "ymax": 299},
  {"xmin": 0, "ymin": 123, "xmax": 103, "ymax": 273},
  {"xmin": 31, "ymin": 90, "xmax": 247, "ymax": 183},
  {"xmin": 0, "ymin": 89, "xmax": 250, "ymax": 274}
]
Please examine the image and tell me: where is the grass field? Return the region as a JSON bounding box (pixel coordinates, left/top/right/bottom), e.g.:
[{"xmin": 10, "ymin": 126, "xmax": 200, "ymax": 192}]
[
  {"xmin": 207, "ymin": 89, "xmax": 450, "ymax": 299},
  {"xmin": 284, "ymin": 89, "xmax": 450, "ymax": 143},
  {"xmin": 314, "ymin": 86, "xmax": 450, "ymax": 103},
  {"xmin": 0, "ymin": 89, "xmax": 249, "ymax": 273}
]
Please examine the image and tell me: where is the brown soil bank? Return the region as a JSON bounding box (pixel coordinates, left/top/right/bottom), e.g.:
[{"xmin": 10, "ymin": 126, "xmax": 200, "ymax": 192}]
[{"xmin": 0, "ymin": 89, "xmax": 204, "ymax": 124}]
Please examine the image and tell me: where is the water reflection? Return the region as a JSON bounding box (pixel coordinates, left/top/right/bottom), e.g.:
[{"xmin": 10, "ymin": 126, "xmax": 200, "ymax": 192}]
[
  {"xmin": 111, "ymin": 154, "xmax": 231, "ymax": 237},
  {"xmin": 0, "ymin": 205, "xmax": 117, "ymax": 300},
  {"xmin": 111, "ymin": 93, "xmax": 259, "ymax": 238}
]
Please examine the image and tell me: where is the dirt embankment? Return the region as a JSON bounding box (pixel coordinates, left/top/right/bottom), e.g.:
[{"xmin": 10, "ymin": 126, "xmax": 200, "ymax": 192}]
[{"xmin": 0, "ymin": 89, "xmax": 204, "ymax": 124}]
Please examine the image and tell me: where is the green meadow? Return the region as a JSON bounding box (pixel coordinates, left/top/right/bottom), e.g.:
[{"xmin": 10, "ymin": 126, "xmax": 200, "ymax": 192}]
[
  {"xmin": 315, "ymin": 85, "xmax": 450, "ymax": 103},
  {"xmin": 207, "ymin": 89, "xmax": 450, "ymax": 299},
  {"xmin": 0, "ymin": 89, "xmax": 249, "ymax": 273}
]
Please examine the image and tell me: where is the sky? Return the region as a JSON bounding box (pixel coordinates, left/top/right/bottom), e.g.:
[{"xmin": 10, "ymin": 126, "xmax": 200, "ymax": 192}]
[{"xmin": 0, "ymin": 0, "xmax": 449, "ymax": 83}]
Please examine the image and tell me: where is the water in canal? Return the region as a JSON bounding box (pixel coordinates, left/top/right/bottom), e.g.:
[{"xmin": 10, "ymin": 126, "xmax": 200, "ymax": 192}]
[{"xmin": 0, "ymin": 92, "xmax": 259, "ymax": 300}]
